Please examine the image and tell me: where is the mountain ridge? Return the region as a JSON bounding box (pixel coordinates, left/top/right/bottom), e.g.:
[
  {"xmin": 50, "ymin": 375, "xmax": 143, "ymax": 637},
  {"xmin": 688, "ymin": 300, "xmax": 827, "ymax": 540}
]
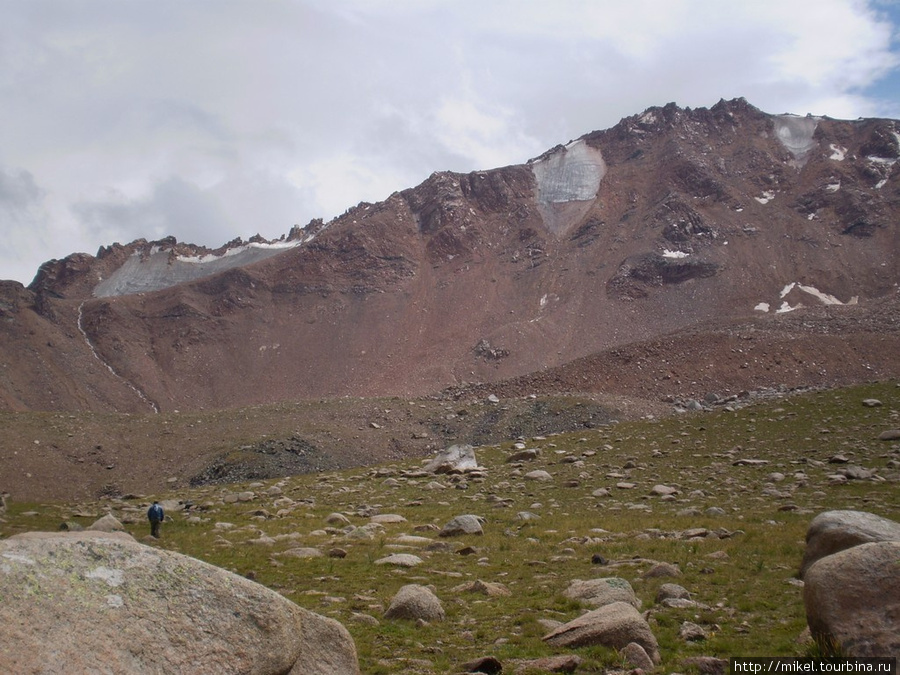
[{"xmin": 2, "ymin": 97, "xmax": 898, "ymax": 414}]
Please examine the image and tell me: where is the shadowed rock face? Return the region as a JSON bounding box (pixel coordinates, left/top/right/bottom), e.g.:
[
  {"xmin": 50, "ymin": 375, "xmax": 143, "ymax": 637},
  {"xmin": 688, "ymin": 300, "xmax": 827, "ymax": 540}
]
[
  {"xmin": 0, "ymin": 531, "xmax": 360, "ymax": 674},
  {"xmin": 607, "ymin": 253, "xmax": 719, "ymax": 299},
  {"xmin": 2, "ymin": 97, "xmax": 900, "ymax": 415}
]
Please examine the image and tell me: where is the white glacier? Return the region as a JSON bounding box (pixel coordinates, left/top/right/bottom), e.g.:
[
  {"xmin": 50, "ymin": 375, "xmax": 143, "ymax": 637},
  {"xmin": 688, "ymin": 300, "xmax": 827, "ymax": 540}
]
[
  {"xmin": 530, "ymin": 139, "xmax": 607, "ymax": 234},
  {"xmin": 93, "ymin": 240, "xmax": 303, "ymax": 298},
  {"xmin": 531, "ymin": 140, "xmax": 607, "ymax": 204},
  {"xmin": 773, "ymin": 114, "xmax": 819, "ymax": 166}
]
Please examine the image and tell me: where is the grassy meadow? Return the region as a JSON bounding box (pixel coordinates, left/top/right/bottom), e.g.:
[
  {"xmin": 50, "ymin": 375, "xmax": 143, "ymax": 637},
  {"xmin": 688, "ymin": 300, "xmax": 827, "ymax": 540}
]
[{"xmin": 3, "ymin": 381, "xmax": 898, "ymax": 673}]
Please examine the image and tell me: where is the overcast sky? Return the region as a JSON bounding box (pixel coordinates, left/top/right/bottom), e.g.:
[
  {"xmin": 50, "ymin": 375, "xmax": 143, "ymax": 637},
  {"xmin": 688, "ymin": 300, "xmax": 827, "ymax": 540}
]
[{"xmin": 1, "ymin": 0, "xmax": 898, "ymax": 285}]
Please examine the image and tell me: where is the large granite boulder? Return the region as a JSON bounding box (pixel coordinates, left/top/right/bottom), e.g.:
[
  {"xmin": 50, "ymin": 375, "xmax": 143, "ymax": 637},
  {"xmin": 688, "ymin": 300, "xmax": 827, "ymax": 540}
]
[
  {"xmin": 803, "ymin": 540, "xmax": 900, "ymax": 657},
  {"xmin": 800, "ymin": 510, "xmax": 900, "ymax": 578},
  {"xmin": 542, "ymin": 601, "xmax": 660, "ymax": 664},
  {"xmin": 0, "ymin": 531, "xmax": 359, "ymax": 674}
]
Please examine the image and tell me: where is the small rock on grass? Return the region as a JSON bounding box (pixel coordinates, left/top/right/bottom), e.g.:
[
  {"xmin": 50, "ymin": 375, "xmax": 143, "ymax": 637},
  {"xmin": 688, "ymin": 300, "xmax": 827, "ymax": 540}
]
[
  {"xmin": 87, "ymin": 514, "xmax": 125, "ymax": 532},
  {"xmin": 642, "ymin": 562, "xmax": 681, "ymax": 578},
  {"xmin": 682, "ymin": 657, "xmax": 729, "ymax": 675},
  {"xmin": 439, "ymin": 514, "xmax": 484, "ymax": 537},
  {"xmin": 460, "ymin": 655, "xmax": 502, "ymax": 674},
  {"xmin": 276, "ymin": 547, "xmax": 323, "ymax": 559},
  {"xmin": 622, "ymin": 641, "xmax": 655, "ymax": 670},
  {"xmin": 511, "ymin": 655, "xmax": 582, "ymax": 673},
  {"xmin": 680, "ymin": 620, "xmax": 708, "ymax": 641},
  {"xmin": 374, "ymin": 553, "xmax": 422, "ymax": 567},
  {"xmin": 452, "ymin": 579, "xmax": 511, "ymax": 597},
  {"xmin": 384, "ymin": 584, "xmax": 444, "ymax": 622},
  {"xmin": 656, "ymin": 583, "xmax": 691, "ymax": 603},
  {"xmin": 564, "ymin": 577, "xmax": 640, "ymax": 609}
]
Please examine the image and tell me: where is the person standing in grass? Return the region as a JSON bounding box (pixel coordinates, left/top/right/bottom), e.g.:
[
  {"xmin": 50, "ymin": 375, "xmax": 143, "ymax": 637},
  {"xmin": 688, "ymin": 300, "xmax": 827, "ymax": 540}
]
[{"xmin": 147, "ymin": 501, "xmax": 164, "ymax": 538}]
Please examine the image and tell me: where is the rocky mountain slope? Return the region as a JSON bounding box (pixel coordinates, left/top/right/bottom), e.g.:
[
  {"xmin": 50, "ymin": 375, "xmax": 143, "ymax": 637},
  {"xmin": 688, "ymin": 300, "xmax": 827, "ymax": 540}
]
[{"xmin": 2, "ymin": 98, "xmax": 899, "ymax": 414}]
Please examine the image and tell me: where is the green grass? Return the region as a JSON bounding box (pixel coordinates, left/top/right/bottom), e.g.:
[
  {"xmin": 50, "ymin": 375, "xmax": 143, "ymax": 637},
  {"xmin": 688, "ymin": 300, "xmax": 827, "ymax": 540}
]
[{"xmin": 2, "ymin": 380, "xmax": 898, "ymax": 673}]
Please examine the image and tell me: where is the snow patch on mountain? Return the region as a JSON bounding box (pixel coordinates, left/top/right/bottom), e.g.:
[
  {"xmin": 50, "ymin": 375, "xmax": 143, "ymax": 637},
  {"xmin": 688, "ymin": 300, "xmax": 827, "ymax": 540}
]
[
  {"xmin": 176, "ymin": 240, "xmax": 299, "ymax": 264},
  {"xmin": 865, "ymin": 132, "xmax": 899, "ymax": 168},
  {"xmin": 93, "ymin": 240, "xmax": 301, "ymax": 298},
  {"xmin": 754, "ymin": 282, "xmax": 858, "ymax": 313}
]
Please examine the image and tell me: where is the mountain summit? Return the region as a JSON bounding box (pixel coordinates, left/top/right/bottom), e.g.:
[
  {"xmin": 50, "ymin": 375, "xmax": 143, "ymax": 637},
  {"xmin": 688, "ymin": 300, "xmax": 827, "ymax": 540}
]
[{"xmin": 2, "ymin": 98, "xmax": 898, "ymax": 413}]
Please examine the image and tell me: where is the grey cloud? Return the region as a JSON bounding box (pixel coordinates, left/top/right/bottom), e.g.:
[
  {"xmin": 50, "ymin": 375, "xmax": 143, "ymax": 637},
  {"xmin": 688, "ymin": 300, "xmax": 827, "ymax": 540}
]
[
  {"xmin": 0, "ymin": 165, "xmax": 44, "ymax": 214},
  {"xmin": 73, "ymin": 177, "xmax": 228, "ymax": 247},
  {"xmin": 0, "ymin": 164, "xmax": 51, "ymax": 285},
  {"xmin": 1, "ymin": 0, "xmax": 899, "ymax": 285}
]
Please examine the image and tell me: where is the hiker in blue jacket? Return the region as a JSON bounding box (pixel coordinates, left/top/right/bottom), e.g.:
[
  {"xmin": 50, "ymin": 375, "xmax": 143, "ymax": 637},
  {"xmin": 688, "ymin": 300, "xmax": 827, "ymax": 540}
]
[{"xmin": 147, "ymin": 501, "xmax": 164, "ymax": 538}]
